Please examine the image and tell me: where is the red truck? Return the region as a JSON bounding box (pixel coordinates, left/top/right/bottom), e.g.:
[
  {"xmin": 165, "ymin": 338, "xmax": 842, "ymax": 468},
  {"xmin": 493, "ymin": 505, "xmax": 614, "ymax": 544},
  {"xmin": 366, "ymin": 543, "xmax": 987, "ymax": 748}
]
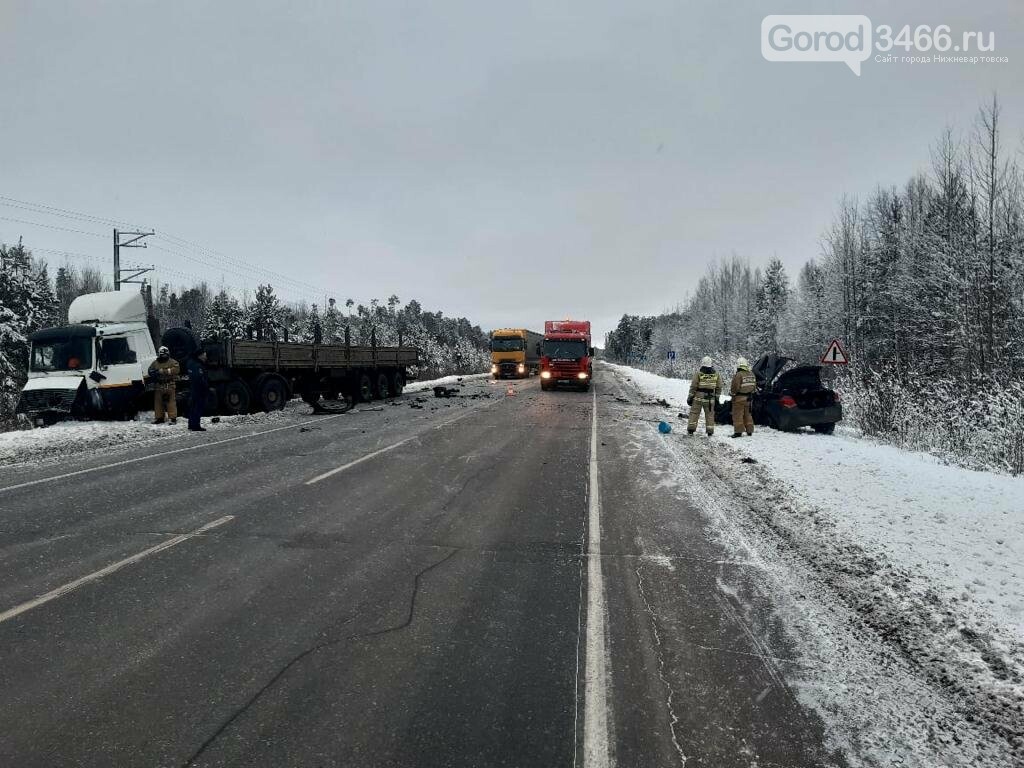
[{"xmin": 539, "ymin": 319, "xmax": 594, "ymax": 391}]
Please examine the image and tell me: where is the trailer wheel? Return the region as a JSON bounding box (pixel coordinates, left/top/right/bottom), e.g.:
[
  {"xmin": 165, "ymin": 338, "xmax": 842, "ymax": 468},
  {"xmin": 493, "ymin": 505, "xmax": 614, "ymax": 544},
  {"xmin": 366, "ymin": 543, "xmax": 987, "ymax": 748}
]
[
  {"xmin": 356, "ymin": 372, "xmax": 374, "ymax": 403},
  {"xmin": 391, "ymin": 370, "xmax": 405, "ymax": 397},
  {"xmin": 375, "ymin": 372, "xmax": 391, "ymax": 400},
  {"xmin": 255, "ymin": 373, "xmax": 289, "ymax": 412},
  {"xmin": 220, "ymin": 379, "xmax": 252, "ymax": 415}
]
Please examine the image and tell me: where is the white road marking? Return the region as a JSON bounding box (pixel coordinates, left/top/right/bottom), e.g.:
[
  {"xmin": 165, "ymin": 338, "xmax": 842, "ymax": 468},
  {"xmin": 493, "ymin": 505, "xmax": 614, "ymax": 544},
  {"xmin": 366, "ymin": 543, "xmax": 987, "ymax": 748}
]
[
  {"xmin": 584, "ymin": 387, "xmax": 612, "ymax": 767},
  {"xmin": 305, "ymin": 435, "xmax": 420, "ymax": 485},
  {"xmin": 0, "ymin": 414, "xmax": 347, "ymax": 495},
  {"xmin": 306, "ymin": 395, "xmax": 503, "ymax": 485},
  {"xmin": 0, "ymin": 515, "xmax": 235, "ymax": 624}
]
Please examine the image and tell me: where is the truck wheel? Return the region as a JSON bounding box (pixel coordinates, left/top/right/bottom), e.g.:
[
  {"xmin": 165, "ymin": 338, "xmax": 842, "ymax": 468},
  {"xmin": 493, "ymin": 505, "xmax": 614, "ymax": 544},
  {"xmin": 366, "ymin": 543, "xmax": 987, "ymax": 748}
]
[
  {"xmin": 356, "ymin": 372, "xmax": 374, "ymax": 403},
  {"xmin": 255, "ymin": 373, "xmax": 289, "ymax": 412},
  {"xmin": 541, "ymin": 380, "xmax": 552, "ymax": 391},
  {"xmin": 375, "ymin": 372, "xmax": 391, "ymax": 400},
  {"xmin": 391, "ymin": 370, "xmax": 405, "ymax": 397},
  {"xmin": 220, "ymin": 379, "xmax": 251, "ymax": 415}
]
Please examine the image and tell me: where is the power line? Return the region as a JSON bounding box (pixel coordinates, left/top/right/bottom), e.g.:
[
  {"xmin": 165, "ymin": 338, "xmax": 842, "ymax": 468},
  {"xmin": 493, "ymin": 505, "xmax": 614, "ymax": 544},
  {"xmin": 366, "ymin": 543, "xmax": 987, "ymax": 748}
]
[
  {"xmin": 0, "ymin": 195, "xmax": 145, "ymax": 230},
  {"xmin": 154, "ymin": 232, "xmax": 327, "ymax": 296},
  {"xmin": 0, "ymin": 215, "xmax": 108, "ymax": 238},
  {"xmin": 0, "ymin": 193, "xmax": 336, "ymax": 299}
]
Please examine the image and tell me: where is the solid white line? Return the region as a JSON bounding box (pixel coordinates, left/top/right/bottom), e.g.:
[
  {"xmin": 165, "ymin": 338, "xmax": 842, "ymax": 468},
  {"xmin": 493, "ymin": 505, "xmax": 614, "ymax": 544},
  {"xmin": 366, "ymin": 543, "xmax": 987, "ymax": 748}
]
[
  {"xmin": 306, "ymin": 395, "xmax": 503, "ymax": 485},
  {"xmin": 584, "ymin": 387, "xmax": 611, "ymax": 767},
  {"xmin": 0, "ymin": 414, "xmax": 346, "ymax": 495},
  {"xmin": 0, "ymin": 515, "xmax": 235, "ymax": 624}
]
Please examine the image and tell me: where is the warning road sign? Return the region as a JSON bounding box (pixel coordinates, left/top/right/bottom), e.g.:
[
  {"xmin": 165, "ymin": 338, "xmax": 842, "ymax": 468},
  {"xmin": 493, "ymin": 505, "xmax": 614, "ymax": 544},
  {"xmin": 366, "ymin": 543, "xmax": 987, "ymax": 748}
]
[{"xmin": 820, "ymin": 339, "xmax": 849, "ymax": 365}]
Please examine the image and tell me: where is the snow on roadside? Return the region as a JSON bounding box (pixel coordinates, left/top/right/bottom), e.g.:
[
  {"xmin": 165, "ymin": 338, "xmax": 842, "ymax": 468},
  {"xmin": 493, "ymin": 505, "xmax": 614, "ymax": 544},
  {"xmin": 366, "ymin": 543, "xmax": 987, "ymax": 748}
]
[
  {"xmin": 405, "ymin": 372, "xmax": 489, "ymax": 394},
  {"xmin": 1, "ymin": 372, "xmax": 490, "ymax": 470},
  {"xmin": 603, "ymin": 362, "xmax": 1024, "ymax": 635},
  {"xmin": 603, "ymin": 361, "xmax": 1024, "ymax": 762}
]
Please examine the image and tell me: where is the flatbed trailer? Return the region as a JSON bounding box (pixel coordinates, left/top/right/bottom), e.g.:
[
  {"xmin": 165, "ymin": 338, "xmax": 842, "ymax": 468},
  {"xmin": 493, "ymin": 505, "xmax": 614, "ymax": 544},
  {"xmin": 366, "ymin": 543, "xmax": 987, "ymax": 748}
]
[{"xmin": 163, "ymin": 328, "xmax": 420, "ymax": 415}]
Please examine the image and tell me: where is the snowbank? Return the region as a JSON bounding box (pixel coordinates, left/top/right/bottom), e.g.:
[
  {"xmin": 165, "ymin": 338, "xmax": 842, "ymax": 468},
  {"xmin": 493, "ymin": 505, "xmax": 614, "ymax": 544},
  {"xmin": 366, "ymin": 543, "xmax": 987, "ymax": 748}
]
[
  {"xmin": 603, "ymin": 362, "xmax": 1024, "ymax": 634},
  {"xmin": 0, "ymin": 372, "xmax": 492, "ymax": 469},
  {"xmin": 604, "ymin": 361, "xmax": 1024, "ymax": 761},
  {"xmin": 405, "ymin": 372, "xmax": 489, "ymax": 394}
]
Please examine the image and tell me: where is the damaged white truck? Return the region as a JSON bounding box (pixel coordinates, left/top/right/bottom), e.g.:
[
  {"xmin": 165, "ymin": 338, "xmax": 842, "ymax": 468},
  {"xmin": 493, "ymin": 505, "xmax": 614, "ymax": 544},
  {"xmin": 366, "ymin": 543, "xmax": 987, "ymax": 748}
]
[
  {"xmin": 20, "ymin": 291, "xmax": 158, "ymax": 425},
  {"xmin": 19, "ymin": 290, "xmax": 420, "ymax": 426}
]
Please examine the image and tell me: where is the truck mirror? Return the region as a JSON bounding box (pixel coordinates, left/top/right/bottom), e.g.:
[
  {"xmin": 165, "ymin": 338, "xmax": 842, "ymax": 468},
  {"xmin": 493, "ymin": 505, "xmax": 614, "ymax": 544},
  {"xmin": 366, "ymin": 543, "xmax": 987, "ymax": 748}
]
[{"xmin": 589, "ymin": 347, "xmax": 595, "ymax": 357}]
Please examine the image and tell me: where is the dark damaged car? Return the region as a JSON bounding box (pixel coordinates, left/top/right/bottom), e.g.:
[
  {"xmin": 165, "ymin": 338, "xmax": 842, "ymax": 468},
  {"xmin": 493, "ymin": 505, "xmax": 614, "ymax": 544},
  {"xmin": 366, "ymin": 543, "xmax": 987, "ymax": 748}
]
[{"xmin": 717, "ymin": 354, "xmax": 842, "ymax": 434}]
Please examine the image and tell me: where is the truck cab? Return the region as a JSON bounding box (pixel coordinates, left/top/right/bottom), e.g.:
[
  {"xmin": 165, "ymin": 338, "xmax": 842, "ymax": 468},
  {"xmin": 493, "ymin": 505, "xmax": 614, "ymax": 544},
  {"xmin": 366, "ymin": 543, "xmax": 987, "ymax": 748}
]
[
  {"xmin": 539, "ymin": 319, "xmax": 593, "ymax": 391},
  {"xmin": 21, "ymin": 292, "xmax": 158, "ymax": 425},
  {"xmin": 490, "ymin": 328, "xmax": 542, "ymax": 379}
]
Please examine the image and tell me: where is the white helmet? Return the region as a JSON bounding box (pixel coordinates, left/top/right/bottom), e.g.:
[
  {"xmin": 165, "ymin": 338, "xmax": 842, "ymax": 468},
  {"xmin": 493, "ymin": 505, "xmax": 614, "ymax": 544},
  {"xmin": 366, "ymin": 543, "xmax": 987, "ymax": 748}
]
[
  {"xmin": 736, "ymin": 356, "xmax": 750, "ymax": 369},
  {"xmin": 158, "ymin": 346, "xmax": 169, "ymax": 355},
  {"xmin": 701, "ymin": 356, "xmax": 713, "ymax": 367}
]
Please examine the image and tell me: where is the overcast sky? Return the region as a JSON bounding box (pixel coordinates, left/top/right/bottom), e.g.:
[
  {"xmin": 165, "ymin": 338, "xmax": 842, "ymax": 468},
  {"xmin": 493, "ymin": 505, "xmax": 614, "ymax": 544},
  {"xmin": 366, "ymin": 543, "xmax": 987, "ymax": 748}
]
[{"xmin": 2, "ymin": 1, "xmax": 1022, "ymax": 341}]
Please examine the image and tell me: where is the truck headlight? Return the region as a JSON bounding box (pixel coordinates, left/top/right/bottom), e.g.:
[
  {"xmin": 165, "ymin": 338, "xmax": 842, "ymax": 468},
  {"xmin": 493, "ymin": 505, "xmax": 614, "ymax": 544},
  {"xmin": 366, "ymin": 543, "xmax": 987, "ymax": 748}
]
[
  {"xmin": 517, "ymin": 364, "xmax": 525, "ymax": 373},
  {"xmin": 490, "ymin": 364, "xmax": 498, "ymax": 374},
  {"xmin": 541, "ymin": 371, "xmax": 552, "ymax": 379},
  {"xmin": 577, "ymin": 372, "xmax": 589, "ymax": 379}
]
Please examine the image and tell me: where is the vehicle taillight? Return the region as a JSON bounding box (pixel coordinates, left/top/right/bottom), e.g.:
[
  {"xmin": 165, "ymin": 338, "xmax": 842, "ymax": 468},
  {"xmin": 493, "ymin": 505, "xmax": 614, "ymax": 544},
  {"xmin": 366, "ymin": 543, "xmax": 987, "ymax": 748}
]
[
  {"xmin": 780, "ymin": 395, "xmax": 797, "ymax": 408},
  {"xmin": 833, "ymin": 391, "xmax": 841, "ymax": 402}
]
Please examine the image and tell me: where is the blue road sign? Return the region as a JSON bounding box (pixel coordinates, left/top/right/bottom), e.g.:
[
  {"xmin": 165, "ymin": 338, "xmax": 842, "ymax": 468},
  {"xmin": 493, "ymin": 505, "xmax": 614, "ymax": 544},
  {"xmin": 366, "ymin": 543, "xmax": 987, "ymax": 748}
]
[{"xmin": 667, "ymin": 350, "xmax": 676, "ymax": 361}]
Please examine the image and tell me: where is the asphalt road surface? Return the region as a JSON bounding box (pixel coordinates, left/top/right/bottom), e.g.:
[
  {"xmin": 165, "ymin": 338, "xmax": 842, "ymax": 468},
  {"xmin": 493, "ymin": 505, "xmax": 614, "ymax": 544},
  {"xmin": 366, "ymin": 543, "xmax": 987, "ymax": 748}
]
[{"xmin": 0, "ymin": 368, "xmax": 846, "ymax": 767}]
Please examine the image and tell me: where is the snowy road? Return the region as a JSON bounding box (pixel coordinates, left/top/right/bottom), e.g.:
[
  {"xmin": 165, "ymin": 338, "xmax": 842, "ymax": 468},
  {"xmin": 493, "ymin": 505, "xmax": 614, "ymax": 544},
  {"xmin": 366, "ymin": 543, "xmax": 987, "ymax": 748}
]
[{"xmin": 0, "ymin": 368, "xmax": 1018, "ymax": 766}]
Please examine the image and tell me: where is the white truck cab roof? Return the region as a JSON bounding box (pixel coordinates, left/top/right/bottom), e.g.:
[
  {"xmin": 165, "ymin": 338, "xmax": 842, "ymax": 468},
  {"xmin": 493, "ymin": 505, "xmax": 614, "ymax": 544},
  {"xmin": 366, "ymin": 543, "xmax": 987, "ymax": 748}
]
[{"xmin": 68, "ymin": 291, "xmax": 148, "ymax": 325}]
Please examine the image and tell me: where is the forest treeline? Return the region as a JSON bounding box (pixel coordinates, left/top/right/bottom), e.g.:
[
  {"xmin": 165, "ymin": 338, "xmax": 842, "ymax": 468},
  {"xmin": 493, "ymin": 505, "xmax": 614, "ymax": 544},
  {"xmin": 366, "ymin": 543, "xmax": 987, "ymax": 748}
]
[
  {"xmin": 0, "ymin": 243, "xmax": 489, "ymax": 426},
  {"xmin": 605, "ymin": 96, "xmax": 1024, "ymax": 474}
]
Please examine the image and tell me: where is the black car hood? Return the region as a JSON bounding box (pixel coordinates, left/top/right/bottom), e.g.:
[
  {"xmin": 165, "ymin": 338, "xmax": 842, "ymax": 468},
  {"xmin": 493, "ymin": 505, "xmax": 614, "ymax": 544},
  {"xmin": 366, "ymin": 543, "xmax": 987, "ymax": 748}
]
[{"xmin": 751, "ymin": 354, "xmax": 792, "ymax": 387}]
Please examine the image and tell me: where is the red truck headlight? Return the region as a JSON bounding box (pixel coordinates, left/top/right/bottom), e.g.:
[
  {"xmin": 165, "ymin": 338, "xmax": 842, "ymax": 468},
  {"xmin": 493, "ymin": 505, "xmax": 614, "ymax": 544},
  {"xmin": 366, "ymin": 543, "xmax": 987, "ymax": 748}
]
[
  {"xmin": 541, "ymin": 371, "xmax": 552, "ymax": 379},
  {"xmin": 577, "ymin": 372, "xmax": 588, "ymax": 379}
]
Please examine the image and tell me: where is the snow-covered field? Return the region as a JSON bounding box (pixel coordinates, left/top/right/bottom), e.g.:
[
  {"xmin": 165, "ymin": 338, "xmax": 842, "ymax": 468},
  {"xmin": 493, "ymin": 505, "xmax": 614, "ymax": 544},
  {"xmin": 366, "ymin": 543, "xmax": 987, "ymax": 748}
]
[
  {"xmin": 604, "ymin": 361, "xmax": 1024, "ymax": 764},
  {"xmin": 0, "ymin": 373, "xmax": 489, "ymax": 469}
]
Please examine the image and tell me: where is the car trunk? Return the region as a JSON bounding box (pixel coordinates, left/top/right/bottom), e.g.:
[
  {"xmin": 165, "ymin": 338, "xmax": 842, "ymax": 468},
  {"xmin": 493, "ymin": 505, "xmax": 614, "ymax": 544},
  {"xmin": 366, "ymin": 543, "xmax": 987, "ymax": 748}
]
[{"xmin": 773, "ymin": 365, "xmax": 837, "ymax": 409}]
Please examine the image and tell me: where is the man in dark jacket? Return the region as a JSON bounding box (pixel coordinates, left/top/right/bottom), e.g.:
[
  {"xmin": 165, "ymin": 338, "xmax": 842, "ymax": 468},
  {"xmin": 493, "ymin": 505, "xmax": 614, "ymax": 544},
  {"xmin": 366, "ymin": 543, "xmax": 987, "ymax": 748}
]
[{"xmin": 186, "ymin": 350, "xmax": 209, "ymax": 432}]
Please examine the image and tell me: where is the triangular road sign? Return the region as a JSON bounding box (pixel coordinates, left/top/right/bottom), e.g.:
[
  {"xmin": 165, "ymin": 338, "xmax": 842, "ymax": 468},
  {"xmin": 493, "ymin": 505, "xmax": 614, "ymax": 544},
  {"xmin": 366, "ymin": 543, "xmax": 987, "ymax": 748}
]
[{"xmin": 820, "ymin": 339, "xmax": 849, "ymax": 365}]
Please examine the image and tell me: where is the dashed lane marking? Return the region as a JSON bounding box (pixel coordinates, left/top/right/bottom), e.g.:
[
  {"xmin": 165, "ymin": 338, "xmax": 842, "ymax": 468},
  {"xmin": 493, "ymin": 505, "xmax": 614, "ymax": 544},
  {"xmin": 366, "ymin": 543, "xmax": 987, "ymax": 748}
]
[{"xmin": 0, "ymin": 515, "xmax": 235, "ymax": 624}]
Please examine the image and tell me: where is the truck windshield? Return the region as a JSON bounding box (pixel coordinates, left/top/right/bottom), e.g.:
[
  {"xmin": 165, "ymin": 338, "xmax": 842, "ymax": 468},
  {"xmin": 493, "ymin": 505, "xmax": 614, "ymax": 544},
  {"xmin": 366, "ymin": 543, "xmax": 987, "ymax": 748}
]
[
  {"xmin": 543, "ymin": 339, "xmax": 586, "ymax": 359},
  {"xmin": 491, "ymin": 337, "xmax": 523, "ymax": 352},
  {"xmin": 30, "ymin": 338, "xmax": 93, "ymax": 372}
]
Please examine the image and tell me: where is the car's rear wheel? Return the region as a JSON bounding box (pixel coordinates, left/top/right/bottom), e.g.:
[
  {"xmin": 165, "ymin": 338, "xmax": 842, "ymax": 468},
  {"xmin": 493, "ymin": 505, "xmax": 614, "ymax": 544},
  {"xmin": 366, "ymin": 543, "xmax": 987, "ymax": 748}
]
[{"xmin": 812, "ymin": 422, "xmax": 836, "ymax": 435}]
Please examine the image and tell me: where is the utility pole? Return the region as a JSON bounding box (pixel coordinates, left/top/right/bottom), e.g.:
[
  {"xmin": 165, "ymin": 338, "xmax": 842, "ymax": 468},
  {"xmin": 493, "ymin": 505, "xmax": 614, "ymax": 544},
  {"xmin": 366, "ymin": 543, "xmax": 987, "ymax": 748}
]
[{"xmin": 113, "ymin": 228, "xmax": 155, "ymax": 290}]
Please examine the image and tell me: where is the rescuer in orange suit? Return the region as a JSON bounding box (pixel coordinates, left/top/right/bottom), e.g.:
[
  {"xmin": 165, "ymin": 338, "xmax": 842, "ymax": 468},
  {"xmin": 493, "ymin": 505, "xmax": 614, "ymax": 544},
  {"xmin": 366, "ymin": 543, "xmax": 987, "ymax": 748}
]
[
  {"xmin": 148, "ymin": 346, "xmax": 180, "ymax": 424},
  {"xmin": 730, "ymin": 357, "xmax": 757, "ymax": 437},
  {"xmin": 687, "ymin": 356, "xmax": 721, "ymax": 436}
]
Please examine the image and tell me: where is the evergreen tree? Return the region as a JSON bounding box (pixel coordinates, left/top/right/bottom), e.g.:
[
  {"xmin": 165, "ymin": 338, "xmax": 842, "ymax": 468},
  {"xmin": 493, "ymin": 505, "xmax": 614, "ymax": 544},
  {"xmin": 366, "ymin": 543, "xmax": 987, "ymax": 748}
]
[{"xmin": 204, "ymin": 290, "xmax": 245, "ymax": 340}]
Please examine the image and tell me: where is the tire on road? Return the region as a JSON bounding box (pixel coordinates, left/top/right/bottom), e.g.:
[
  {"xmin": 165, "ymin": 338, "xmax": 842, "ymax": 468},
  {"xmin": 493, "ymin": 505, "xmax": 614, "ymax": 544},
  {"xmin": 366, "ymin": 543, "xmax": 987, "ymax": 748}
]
[
  {"xmin": 812, "ymin": 422, "xmax": 836, "ymax": 435},
  {"xmin": 219, "ymin": 378, "xmax": 252, "ymax": 415},
  {"xmin": 254, "ymin": 373, "xmax": 289, "ymax": 412}
]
